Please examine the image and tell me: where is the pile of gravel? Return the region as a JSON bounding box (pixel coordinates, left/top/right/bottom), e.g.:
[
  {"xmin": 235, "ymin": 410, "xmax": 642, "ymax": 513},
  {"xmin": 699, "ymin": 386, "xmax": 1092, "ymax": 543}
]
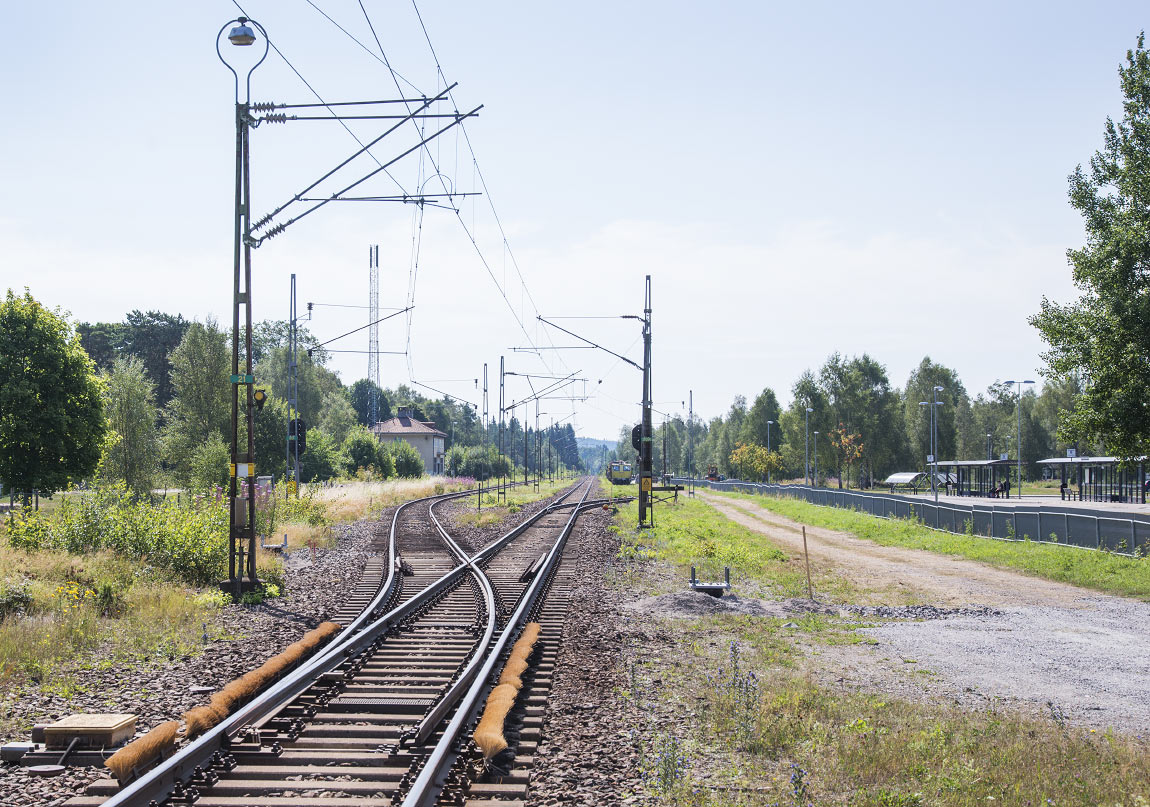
[
  {"xmin": 0, "ymin": 514, "xmax": 384, "ymax": 807},
  {"xmin": 845, "ymin": 604, "xmax": 1002, "ymax": 620}
]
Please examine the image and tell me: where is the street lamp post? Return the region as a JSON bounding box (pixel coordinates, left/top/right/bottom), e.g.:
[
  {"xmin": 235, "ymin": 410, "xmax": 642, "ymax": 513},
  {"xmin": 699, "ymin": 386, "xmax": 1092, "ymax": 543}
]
[
  {"xmin": 218, "ymin": 16, "xmax": 269, "ymax": 600},
  {"xmin": 805, "ymin": 407, "xmax": 814, "ymax": 485},
  {"xmin": 766, "ymin": 420, "xmax": 774, "ymax": 484},
  {"xmin": 918, "ymin": 389, "xmax": 944, "ymax": 502},
  {"xmin": 1002, "ymin": 379, "xmax": 1035, "ymax": 499},
  {"xmin": 813, "ymin": 431, "xmax": 820, "ymax": 486}
]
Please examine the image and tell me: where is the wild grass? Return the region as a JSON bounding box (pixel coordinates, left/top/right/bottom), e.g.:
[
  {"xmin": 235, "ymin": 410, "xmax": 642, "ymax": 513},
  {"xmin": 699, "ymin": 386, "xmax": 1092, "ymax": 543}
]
[
  {"xmin": 640, "ymin": 620, "xmax": 1150, "ymax": 806},
  {"xmin": 613, "ymin": 490, "xmax": 1150, "ymax": 804},
  {"xmin": 0, "ymin": 544, "xmax": 223, "ymax": 691},
  {"xmin": 451, "ymin": 479, "xmax": 570, "ymax": 529},
  {"xmin": 307, "ymin": 476, "xmax": 476, "ymax": 524},
  {"xmin": 613, "ymin": 496, "xmax": 867, "ymax": 602},
  {"xmin": 717, "ymin": 490, "xmax": 1150, "ymax": 600}
]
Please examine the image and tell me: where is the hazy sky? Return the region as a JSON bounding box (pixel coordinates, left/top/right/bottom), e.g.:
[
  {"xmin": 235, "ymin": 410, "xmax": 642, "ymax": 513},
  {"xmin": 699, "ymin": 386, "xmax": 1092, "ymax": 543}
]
[{"xmin": 3, "ymin": 2, "xmax": 1144, "ymax": 440}]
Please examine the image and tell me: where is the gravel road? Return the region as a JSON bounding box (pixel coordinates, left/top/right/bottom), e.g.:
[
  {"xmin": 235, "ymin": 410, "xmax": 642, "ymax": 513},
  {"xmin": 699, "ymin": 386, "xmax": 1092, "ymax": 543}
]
[{"xmin": 700, "ymin": 491, "xmax": 1150, "ymax": 735}]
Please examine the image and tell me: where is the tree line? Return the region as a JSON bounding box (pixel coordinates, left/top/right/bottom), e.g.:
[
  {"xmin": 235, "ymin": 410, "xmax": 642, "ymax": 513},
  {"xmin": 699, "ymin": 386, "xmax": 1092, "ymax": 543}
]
[
  {"xmin": 1, "ymin": 298, "xmax": 583, "ymax": 502},
  {"xmin": 604, "ymin": 354, "xmax": 1087, "ymax": 487}
]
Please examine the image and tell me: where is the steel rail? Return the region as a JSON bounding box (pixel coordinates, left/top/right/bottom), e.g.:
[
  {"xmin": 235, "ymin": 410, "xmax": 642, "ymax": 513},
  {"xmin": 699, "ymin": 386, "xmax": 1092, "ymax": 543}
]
[
  {"xmin": 409, "ymin": 497, "xmax": 499, "ymax": 745},
  {"xmin": 400, "ymin": 481, "xmax": 595, "ymax": 807},
  {"xmin": 400, "ymin": 485, "xmax": 582, "ymax": 745},
  {"xmin": 98, "ymin": 480, "xmax": 527, "ymax": 807}
]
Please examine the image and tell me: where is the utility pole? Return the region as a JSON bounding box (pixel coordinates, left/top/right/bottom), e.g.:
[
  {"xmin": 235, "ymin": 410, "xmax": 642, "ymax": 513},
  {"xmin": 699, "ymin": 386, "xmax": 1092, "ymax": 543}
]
[
  {"xmin": 688, "ymin": 390, "xmax": 694, "ymax": 497},
  {"xmin": 368, "ymin": 245, "xmax": 380, "ymax": 427},
  {"xmin": 286, "ymin": 274, "xmax": 301, "ymax": 495},
  {"xmin": 662, "ymin": 418, "xmax": 668, "ymax": 483},
  {"xmin": 499, "ymin": 356, "xmax": 506, "ymax": 504},
  {"xmin": 639, "ymin": 275, "xmax": 654, "ymax": 528}
]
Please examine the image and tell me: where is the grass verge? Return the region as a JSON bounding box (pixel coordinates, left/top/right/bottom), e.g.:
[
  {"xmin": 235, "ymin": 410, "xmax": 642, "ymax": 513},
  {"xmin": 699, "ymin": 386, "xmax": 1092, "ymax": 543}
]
[
  {"xmin": 615, "ymin": 496, "xmax": 1150, "ymax": 805},
  {"xmin": 713, "ymin": 490, "xmax": 1150, "ymax": 600},
  {"xmin": 613, "ymin": 495, "xmax": 876, "ymax": 603},
  {"xmin": 451, "ymin": 479, "xmax": 572, "ymax": 529}
]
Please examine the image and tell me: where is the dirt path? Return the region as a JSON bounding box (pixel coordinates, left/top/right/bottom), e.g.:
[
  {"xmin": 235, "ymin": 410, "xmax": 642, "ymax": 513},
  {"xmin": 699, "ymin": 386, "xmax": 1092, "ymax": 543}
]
[
  {"xmin": 698, "ymin": 491, "xmax": 1150, "ymax": 734},
  {"xmin": 699, "ymin": 491, "xmax": 1091, "ymax": 608}
]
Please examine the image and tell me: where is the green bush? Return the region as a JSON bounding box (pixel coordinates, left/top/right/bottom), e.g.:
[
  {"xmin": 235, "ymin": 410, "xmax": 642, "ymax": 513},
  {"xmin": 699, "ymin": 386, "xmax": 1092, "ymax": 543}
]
[
  {"xmin": 189, "ymin": 433, "xmax": 230, "ymax": 490},
  {"xmin": 342, "ymin": 426, "xmax": 391, "ymax": 477},
  {"xmin": 7, "ymin": 484, "xmax": 229, "ymax": 585},
  {"xmin": 446, "ymin": 445, "xmax": 466, "ymax": 476},
  {"xmin": 0, "ymin": 578, "xmax": 33, "ymax": 620},
  {"xmin": 300, "ymin": 430, "xmax": 343, "ymax": 482},
  {"xmin": 390, "ymin": 440, "xmax": 424, "ymax": 478},
  {"xmin": 457, "ymin": 445, "xmax": 511, "ymax": 480}
]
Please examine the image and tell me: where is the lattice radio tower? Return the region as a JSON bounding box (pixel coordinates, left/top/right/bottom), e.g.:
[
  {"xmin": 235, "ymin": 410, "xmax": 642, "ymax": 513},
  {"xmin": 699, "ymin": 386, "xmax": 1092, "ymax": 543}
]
[{"xmin": 368, "ymin": 245, "xmax": 380, "ymax": 427}]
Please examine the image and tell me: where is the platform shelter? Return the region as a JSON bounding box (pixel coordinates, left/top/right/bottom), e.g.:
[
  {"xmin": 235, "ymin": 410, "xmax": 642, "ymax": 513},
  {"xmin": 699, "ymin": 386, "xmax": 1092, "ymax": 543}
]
[
  {"xmin": 934, "ymin": 459, "xmax": 1015, "ymax": 497},
  {"xmin": 1037, "ymin": 456, "xmax": 1146, "ymax": 504}
]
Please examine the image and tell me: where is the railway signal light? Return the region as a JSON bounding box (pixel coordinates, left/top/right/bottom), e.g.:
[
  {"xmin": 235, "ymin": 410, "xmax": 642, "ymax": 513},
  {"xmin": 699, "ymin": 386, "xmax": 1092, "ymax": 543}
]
[
  {"xmin": 289, "ymin": 418, "xmax": 308, "ymax": 455},
  {"xmin": 253, "ymin": 388, "xmax": 267, "ymax": 411}
]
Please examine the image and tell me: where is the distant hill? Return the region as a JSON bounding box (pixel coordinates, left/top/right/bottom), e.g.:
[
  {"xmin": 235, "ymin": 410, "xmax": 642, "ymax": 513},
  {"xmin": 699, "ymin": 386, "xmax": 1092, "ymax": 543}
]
[{"xmin": 576, "ymin": 437, "xmax": 615, "ymax": 450}]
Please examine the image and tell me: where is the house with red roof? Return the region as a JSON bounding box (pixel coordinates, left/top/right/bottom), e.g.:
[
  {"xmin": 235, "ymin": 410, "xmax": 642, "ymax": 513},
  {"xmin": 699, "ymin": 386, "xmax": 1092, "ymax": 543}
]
[{"xmin": 370, "ymin": 407, "xmax": 446, "ymax": 475}]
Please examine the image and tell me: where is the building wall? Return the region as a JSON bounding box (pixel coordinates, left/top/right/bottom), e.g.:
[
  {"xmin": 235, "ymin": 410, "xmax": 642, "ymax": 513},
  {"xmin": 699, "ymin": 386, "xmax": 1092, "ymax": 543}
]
[{"xmin": 378, "ymin": 434, "xmax": 444, "ymax": 475}]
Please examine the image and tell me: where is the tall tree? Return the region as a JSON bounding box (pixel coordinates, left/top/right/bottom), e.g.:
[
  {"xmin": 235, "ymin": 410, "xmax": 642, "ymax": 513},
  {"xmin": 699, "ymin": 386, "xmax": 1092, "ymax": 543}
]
[
  {"xmin": 318, "ymin": 390, "xmax": 357, "ymax": 444},
  {"xmin": 1031, "ymin": 34, "xmax": 1150, "ymax": 460},
  {"xmin": 741, "ymin": 387, "xmax": 782, "ymax": 450},
  {"xmin": 0, "ymin": 290, "xmax": 106, "ymax": 501},
  {"xmin": 76, "ymin": 321, "xmax": 125, "ymax": 372},
  {"xmin": 163, "ymin": 319, "xmax": 229, "ymax": 484},
  {"xmin": 903, "ymin": 357, "xmax": 966, "ymax": 470},
  {"xmin": 101, "ymin": 356, "xmax": 160, "ymax": 496},
  {"xmin": 349, "ymin": 378, "xmax": 390, "ymax": 426},
  {"xmin": 119, "ymin": 310, "xmax": 189, "ymax": 408},
  {"xmin": 820, "ymin": 353, "xmax": 902, "ymax": 484},
  {"xmin": 782, "ymin": 370, "xmax": 831, "ymax": 481},
  {"xmin": 256, "ymin": 345, "xmax": 343, "ymax": 424}
]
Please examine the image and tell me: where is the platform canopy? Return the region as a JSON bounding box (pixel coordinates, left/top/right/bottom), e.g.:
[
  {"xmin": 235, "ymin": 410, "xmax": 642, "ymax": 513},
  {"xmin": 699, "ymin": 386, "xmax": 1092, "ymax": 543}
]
[
  {"xmin": 883, "ymin": 472, "xmax": 924, "ymax": 485},
  {"xmin": 1036, "ymin": 455, "xmax": 1145, "ymax": 465}
]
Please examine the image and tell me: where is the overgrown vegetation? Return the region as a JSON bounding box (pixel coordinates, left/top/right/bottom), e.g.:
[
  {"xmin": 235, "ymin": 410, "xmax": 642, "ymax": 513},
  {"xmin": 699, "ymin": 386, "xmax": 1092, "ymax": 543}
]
[
  {"xmin": 0, "ymin": 545, "xmax": 223, "ymax": 689},
  {"xmin": 615, "ymin": 495, "xmax": 1150, "ymax": 805},
  {"xmin": 0, "ymin": 477, "xmax": 465, "ymax": 692},
  {"xmin": 717, "ymin": 489, "xmax": 1150, "ymax": 600}
]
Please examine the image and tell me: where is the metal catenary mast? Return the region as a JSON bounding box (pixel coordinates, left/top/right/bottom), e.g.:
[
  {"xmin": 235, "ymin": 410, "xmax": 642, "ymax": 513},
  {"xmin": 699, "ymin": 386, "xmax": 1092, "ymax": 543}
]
[{"xmin": 368, "ymin": 245, "xmax": 381, "ymax": 427}]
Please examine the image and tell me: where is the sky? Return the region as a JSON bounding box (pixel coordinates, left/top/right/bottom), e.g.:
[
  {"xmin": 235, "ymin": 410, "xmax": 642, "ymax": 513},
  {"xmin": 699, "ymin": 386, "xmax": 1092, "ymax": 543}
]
[{"xmin": 2, "ymin": 2, "xmax": 1145, "ymax": 441}]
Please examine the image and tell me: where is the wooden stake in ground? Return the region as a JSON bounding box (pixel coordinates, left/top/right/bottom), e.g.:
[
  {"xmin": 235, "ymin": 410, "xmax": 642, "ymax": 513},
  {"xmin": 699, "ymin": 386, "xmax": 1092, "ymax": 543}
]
[{"xmin": 803, "ymin": 526, "xmax": 813, "ymax": 600}]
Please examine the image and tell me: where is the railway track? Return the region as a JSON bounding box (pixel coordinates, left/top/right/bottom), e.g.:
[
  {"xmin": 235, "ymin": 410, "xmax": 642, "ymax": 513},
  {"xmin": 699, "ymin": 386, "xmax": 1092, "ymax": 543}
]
[{"xmin": 63, "ymin": 478, "xmax": 615, "ymax": 807}]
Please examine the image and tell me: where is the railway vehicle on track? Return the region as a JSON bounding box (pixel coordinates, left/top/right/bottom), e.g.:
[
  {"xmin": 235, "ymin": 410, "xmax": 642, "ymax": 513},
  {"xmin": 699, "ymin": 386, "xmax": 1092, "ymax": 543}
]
[{"xmin": 606, "ymin": 460, "xmax": 633, "ymax": 485}]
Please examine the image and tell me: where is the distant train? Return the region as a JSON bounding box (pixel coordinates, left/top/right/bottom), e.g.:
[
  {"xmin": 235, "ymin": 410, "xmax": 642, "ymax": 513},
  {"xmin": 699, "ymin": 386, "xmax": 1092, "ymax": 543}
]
[{"xmin": 606, "ymin": 460, "xmax": 633, "ymax": 485}]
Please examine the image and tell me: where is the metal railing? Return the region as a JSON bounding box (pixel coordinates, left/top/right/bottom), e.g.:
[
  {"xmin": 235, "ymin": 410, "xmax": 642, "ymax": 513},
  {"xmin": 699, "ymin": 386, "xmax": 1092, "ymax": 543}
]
[{"xmin": 683, "ymin": 479, "xmax": 1150, "ymax": 556}]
